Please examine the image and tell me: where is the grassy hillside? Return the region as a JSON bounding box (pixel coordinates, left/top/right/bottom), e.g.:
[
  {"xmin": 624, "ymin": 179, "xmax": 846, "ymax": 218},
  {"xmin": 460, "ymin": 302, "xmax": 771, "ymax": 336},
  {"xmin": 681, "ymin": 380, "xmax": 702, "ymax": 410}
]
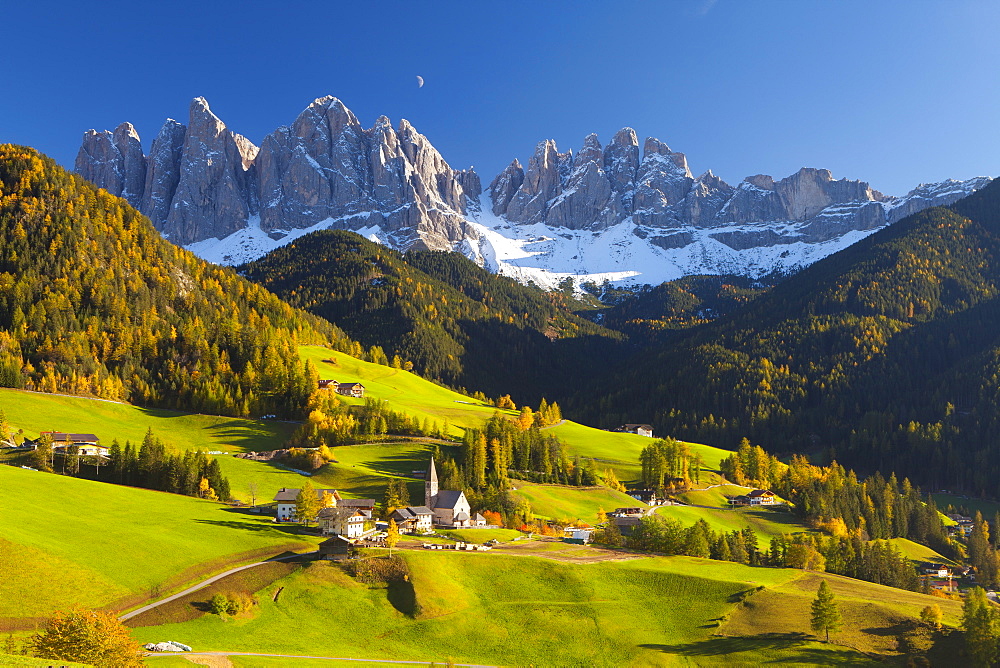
[
  {"xmin": 239, "ymin": 229, "xmax": 623, "ymax": 405},
  {"xmin": 512, "ymin": 481, "xmax": 644, "ymax": 522},
  {"xmin": 656, "ymin": 505, "xmax": 811, "ymax": 548},
  {"xmin": 131, "ymin": 551, "xmax": 882, "ymax": 667},
  {"xmin": 301, "ymin": 345, "xmax": 730, "ymax": 487},
  {"xmin": 0, "ymin": 465, "xmax": 317, "ymax": 624}
]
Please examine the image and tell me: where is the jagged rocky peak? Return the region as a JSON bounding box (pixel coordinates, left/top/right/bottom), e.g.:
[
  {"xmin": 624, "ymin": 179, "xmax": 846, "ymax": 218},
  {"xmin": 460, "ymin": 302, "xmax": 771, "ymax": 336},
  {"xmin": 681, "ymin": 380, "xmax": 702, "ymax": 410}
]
[
  {"xmin": 488, "ymin": 159, "xmax": 524, "ymax": 216},
  {"xmin": 75, "ymin": 121, "xmax": 146, "ymax": 209},
  {"xmin": 161, "ymin": 97, "xmax": 260, "ymax": 243},
  {"xmin": 76, "ymin": 95, "xmax": 480, "ymax": 252}
]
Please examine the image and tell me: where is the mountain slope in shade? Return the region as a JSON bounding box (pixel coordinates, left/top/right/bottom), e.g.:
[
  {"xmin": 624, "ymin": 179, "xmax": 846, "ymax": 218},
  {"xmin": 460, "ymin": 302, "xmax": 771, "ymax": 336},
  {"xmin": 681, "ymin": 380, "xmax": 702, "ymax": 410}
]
[{"xmin": 568, "ymin": 179, "xmax": 1000, "ymax": 496}]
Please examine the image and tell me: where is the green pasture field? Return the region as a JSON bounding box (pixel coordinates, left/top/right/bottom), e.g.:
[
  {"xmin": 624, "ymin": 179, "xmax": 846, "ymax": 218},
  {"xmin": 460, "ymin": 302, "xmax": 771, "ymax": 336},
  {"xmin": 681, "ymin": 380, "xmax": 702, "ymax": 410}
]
[
  {"xmin": 301, "ymin": 346, "xmax": 736, "ymax": 485},
  {"xmin": 887, "ymin": 537, "xmax": 957, "ymax": 565},
  {"xmin": 656, "ymin": 504, "xmax": 811, "ymax": 547},
  {"xmin": 131, "ymin": 551, "xmax": 874, "ymax": 666},
  {"xmin": 933, "ymin": 492, "xmax": 1000, "ymax": 520},
  {"xmin": 511, "ymin": 481, "xmax": 644, "ymax": 522},
  {"xmin": 721, "ymin": 569, "xmax": 964, "ymax": 658},
  {"xmin": 0, "ymin": 465, "xmax": 318, "ymax": 622}
]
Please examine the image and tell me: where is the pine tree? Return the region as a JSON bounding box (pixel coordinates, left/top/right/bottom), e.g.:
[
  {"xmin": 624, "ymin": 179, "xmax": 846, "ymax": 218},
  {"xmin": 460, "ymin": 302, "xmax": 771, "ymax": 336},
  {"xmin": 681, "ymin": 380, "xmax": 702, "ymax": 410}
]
[
  {"xmin": 810, "ymin": 580, "xmax": 842, "ymax": 643},
  {"xmin": 962, "ymin": 587, "xmax": 999, "ymax": 667}
]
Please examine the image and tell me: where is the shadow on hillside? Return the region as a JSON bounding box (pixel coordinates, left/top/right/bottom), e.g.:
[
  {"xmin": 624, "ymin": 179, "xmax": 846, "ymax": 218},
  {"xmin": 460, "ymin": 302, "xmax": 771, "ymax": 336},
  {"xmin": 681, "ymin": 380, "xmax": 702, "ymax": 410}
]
[
  {"xmin": 359, "ymin": 447, "xmax": 432, "ymax": 478},
  {"xmin": 192, "ymin": 515, "xmax": 311, "ymax": 538},
  {"xmin": 129, "ymin": 405, "xmax": 295, "ymax": 453},
  {"xmin": 640, "ymin": 633, "xmax": 851, "ymax": 664}
]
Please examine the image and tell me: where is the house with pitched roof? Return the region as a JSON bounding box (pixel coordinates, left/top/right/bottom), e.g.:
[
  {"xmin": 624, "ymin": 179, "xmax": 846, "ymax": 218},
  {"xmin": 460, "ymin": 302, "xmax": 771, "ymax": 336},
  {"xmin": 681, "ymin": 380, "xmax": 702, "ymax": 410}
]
[
  {"xmin": 272, "ymin": 487, "xmax": 339, "ymax": 521},
  {"xmin": 390, "ymin": 506, "xmax": 434, "ymax": 533},
  {"xmin": 317, "ymin": 506, "xmax": 371, "ymax": 539},
  {"xmin": 336, "ymin": 382, "xmax": 365, "ymax": 398}
]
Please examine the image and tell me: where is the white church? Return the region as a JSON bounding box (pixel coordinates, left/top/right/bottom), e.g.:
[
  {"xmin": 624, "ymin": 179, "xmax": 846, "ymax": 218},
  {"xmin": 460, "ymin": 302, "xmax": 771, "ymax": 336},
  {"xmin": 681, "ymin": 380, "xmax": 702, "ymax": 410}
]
[{"xmin": 424, "ymin": 457, "xmax": 486, "ymax": 528}]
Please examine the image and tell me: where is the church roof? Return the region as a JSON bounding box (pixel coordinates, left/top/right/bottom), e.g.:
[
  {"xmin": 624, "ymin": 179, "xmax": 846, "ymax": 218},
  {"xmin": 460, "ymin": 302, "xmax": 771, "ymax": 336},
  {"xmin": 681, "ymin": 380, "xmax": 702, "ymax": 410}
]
[{"xmin": 435, "ymin": 490, "xmax": 466, "ymax": 509}]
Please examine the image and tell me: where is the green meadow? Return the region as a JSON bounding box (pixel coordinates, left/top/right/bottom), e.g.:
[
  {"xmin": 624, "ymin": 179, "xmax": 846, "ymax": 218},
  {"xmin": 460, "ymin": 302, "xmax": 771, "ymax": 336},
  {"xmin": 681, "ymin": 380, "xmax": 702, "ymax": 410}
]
[
  {"xmin": 512, "ymin": 480, "xmax": 643, "ymax": 522},
  {"xmin": 656, "ymin": 504, "xmax": 811, "ymax": 547},
  {"xmin": 130, "ymin": 551, "xmax": 877, "ymax": 667},
  {"xmin": 0, "ymin": 465, "xmax": 318, "ymax": 623}
]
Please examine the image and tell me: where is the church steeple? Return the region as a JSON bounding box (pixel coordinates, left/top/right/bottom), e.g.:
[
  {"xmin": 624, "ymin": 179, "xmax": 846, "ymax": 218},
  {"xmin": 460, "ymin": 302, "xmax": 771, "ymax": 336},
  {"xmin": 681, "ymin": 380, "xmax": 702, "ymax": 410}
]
[{"xmin": 425, "ymin": 456, "xmax": 439, "ymax": 508}]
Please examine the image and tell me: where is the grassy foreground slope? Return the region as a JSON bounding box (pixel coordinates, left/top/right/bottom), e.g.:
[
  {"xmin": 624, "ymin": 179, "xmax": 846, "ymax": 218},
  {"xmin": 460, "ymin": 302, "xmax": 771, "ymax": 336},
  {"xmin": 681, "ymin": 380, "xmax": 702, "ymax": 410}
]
[
  {"xmin": 0, "ymin": 465, "xmax": 316, "ymax": 624},
  {"xmin": 133, "ymin": 552, "xmax": 876, "ymax": 667}
]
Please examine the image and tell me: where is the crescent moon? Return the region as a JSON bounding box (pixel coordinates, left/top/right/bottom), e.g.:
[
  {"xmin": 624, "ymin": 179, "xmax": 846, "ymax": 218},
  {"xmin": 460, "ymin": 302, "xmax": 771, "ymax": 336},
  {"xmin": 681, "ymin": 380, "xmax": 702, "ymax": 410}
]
[{"xmin": 416, "ymin": 76, "xmax": 424, "ymax": 88}]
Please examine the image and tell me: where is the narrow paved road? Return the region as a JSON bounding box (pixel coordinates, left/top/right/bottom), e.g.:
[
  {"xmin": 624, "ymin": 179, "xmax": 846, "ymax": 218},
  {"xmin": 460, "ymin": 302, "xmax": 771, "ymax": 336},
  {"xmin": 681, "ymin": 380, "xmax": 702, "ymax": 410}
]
[
  {"xmin": 120, "ymin": 551, "xmax": 314, "ymax": 621},
  {"xmin": 147, "ymin": 652, "xmax": 495, "ymax": 666}
]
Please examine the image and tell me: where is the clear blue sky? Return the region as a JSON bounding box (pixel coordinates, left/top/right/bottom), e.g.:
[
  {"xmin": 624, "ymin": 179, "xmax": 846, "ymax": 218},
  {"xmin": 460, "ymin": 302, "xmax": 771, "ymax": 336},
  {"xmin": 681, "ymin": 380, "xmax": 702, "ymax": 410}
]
[{"xmin": 2, "ymin": 0, "xmax": 998, "ymax": 195}]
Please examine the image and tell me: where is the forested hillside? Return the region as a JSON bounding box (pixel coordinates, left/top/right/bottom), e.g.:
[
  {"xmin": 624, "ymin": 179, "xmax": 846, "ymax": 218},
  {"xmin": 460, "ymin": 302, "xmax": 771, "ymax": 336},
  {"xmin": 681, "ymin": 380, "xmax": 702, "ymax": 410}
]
[
  {"xmin": 0, "ymin": 145, "xmax": 351, "ymax": 417},
  {"xmin": 573, "ymin": 179, "xmax": 1000, "ymax": 496},
  {"xmin": 239, "ymin": 230, "xmax": 624, "ymax": 400}
]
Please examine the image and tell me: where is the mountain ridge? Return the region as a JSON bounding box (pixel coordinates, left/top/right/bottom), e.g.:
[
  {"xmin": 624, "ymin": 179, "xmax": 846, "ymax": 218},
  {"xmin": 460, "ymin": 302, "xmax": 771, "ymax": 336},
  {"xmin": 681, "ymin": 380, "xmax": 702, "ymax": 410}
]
[{"xmin": 76, "ymin": 96, "xmax": 991, "ymax": 288}]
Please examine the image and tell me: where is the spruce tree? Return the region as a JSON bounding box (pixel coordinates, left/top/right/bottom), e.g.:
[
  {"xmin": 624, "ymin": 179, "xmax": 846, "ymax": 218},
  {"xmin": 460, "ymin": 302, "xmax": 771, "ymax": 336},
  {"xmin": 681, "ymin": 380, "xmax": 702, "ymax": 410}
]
[{"xmin": 810, "ymin": 580, "xmax": 842, "ymax": 643}]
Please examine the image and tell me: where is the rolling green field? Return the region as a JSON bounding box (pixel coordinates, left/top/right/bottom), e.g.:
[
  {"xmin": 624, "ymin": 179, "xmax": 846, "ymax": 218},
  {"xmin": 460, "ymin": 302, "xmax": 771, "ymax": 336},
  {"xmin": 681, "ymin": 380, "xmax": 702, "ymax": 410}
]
[
  {"xmin": 301, "ymin": 346, "xmax": 732, "ymax": 485},
  {"xmin": 656, "ymin": 504, "xmax": 811, "ymax": 547},
  {"xmin": 888, "ymin": 537, "xmax": 957, "ymax": 565},
  {"xmin": 512, "ymin": 480, "xmax": 644, "ymax": 522},
  {"xmin": 0, "ymin": 465, "xmax": 318, "ymax": 623},
  {"xmin": 131, "ymin": 551, "xmax": 876, "ymax": 667}
]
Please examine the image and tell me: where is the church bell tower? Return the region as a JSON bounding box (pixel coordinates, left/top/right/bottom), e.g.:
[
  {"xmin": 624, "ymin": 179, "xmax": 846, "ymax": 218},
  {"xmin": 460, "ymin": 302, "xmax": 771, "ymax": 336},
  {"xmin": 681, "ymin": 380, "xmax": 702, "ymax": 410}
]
[{"xmin": 425, "ymin": 457, "xmax": 439, "ymax": 509}]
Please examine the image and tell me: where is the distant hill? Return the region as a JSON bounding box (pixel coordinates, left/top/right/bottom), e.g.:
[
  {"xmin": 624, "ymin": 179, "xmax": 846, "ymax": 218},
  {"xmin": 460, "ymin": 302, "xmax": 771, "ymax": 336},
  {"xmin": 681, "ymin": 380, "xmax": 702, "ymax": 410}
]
[
  {"xmin": 0, "ymin": 145, "xmax": 352, "ymax": 417},
  {"xmin": 571, "ymin": 179, "xmax": 1000, "ymax": 495},
  {"xmin": 240, "ymin": 230, "xmax": 623, "ymax": 401}
]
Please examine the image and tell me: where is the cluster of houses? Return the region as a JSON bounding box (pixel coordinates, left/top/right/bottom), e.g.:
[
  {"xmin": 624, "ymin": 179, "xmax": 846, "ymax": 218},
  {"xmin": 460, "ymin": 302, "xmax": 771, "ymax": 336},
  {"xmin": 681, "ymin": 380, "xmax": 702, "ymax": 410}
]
[
  {"xmin": 390, "ymin": 458, "xmax": 487, "ymax": 533},
  {"xmin": 278, "ymin": 458, "xmax": 491, "ymax": 560},
  {"xmin": 946, "ymin": 513, "xmax": 975, "ymax": 538},
  {"xmin": 318, "ymin": 379, "xmax": 365, "ymax": 398}
]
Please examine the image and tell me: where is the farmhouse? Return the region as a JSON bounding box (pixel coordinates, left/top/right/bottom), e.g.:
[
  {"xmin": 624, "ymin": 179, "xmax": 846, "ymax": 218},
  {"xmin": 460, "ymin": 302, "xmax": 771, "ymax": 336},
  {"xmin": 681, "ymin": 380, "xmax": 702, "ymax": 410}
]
[
  {"xmin": 272, "ymin": 487, "xmax": 339, "ymax": 521},
  {"xmin": 317, "ymin": 506, "xmax": 371, "ymax": 539},
  {"xmin": 318, "ymin": 535, "xmax": 353, "ymax": 561},
  {"xmin": 747, "ymin": 489, "xmax": 776, "ymax": 506},
  {"xmin": 318, "ymin": 379, "xmax": 338, "ymax": 390},
  {"xmin": 617, "ymin": 424, "xmax": 654, "ymax": 437},
  {"xmin": 628, "ymin": 489, "xmax": 665, "ymax": 506},
  {"xmin": 611, "ymin": 507, "xmax": 645, "ymax": 518},
  {"xmin": 611, "ymin": 516, "xmax": 643, "ymax": 536},
  {"xmin": 336, "ymin": 498, "xmax": 377, "ymax": 513},
  {"xmin": 391, "ymin": 506, "xmax": 434, "ymax": 534},
  {"xmin": 336, "ymin": 382, "xmax": 365, "ymax": 398}
]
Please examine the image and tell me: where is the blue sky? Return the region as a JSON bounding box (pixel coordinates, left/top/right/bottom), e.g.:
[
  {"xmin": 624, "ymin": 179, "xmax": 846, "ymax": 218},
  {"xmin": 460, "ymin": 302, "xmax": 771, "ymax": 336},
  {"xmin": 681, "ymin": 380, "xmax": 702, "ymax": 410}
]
[{"xmin": 2, "ymin": 0, "xmax": 998, "ymax": 195}]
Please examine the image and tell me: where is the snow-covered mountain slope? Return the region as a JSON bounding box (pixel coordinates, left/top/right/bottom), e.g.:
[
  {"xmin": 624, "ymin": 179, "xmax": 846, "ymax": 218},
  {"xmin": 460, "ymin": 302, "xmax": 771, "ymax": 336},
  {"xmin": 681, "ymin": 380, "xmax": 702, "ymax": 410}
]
[
  {"xmin": 461, "ymin": 177, "xmax": 990, "ymax": 290},
  {"xmin": 75, "ymin": 96, "xmax": 991, "ymax": 288}
]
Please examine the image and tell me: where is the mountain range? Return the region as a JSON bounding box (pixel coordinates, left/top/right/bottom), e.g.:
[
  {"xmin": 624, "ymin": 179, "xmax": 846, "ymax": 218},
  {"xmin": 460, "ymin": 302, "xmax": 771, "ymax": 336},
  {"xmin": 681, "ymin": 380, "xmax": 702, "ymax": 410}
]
[{"xmin": 75, "ymin": 96, "xmax": 992, "ymax": 287}]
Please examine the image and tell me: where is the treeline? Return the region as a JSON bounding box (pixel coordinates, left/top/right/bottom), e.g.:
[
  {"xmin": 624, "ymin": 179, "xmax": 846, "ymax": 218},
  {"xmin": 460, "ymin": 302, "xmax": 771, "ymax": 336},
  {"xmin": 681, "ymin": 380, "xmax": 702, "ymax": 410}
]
[
  {"xmin": 571, "ymin": 180, "xmax": 1000, "ymax": 496},
  {"xmin": 455, "ymin": 412, "xmax": 610, "ymax": 489},
  {"xmin": 779, "ymin": 458, "xmax": 956, "ymax": 558},
  {"xmin": 719, "ymin": 438, "xmax": 782, "ymax": 488},
  {"xmin": 639, "ymin": 437, "xmax": 704, "ymax": 489},
  {"xmin": 286, "ymin": 395, "xmax": 448, "ymax": 448},
  {"xmin": 0, "ymin": 146, "xmax": 351, "ymax": 419},
  {"xmin": 104, "ymin": 429, "xmax": 231, "ymax": 500},
  {"xmin": 604, "ymin": 515, "xmax": 920, "ymax": 591},
  {"xmin": 238, "ymin": 230, "xmax": 624, "ymax": 405}
]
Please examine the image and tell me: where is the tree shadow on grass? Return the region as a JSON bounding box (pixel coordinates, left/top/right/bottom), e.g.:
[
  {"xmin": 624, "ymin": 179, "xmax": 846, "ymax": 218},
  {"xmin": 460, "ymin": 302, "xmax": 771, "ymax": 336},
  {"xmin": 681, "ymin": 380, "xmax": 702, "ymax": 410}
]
[
  {"xmin": 192, "ymin": 517, "xmax": 314, "ymax": 539},
  {"xmin": 639, "ymin": 633, "xmax": 862, "ymax": 665}
]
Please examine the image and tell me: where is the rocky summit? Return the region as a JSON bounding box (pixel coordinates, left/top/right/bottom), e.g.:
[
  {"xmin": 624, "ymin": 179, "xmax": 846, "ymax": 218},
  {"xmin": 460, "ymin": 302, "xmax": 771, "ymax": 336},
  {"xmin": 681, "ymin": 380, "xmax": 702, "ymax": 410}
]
[
  {"xmin": 75, "ymin": 96, "xmax": 481, "ymax": 253},
  {"xmin": 76, "ymin": 98, "xmax": 990, "ymax": 285}
]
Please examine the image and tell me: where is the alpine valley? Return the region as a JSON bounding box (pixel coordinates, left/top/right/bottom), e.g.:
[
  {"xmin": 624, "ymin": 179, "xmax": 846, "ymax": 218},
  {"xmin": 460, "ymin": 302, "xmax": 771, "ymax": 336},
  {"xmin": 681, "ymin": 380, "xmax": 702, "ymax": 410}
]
[{"xmin": 76, "ymin": 95, "xmax": 991, "ymax": 289}]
